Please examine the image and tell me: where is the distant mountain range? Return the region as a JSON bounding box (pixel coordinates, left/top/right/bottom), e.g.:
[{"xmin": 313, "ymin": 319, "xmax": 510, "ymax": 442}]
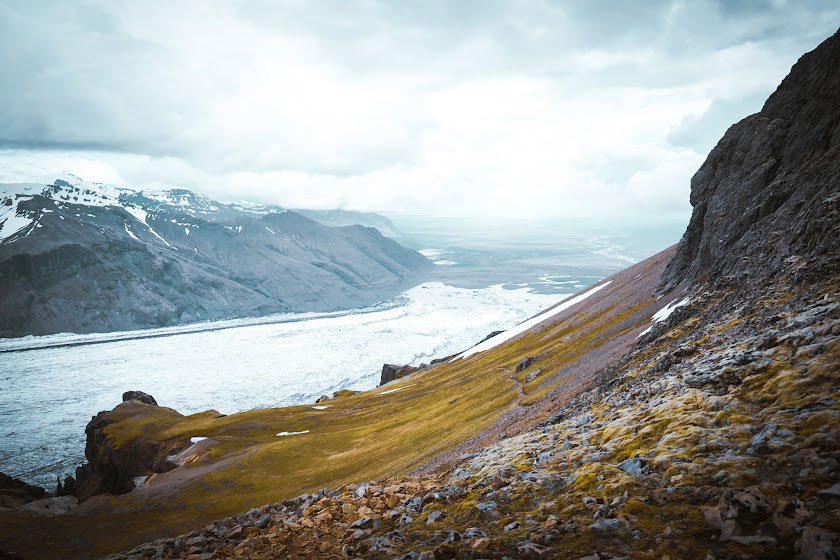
[{"xmin": 0, "ymin": 177, "xmax": 432, "ymax": 337}]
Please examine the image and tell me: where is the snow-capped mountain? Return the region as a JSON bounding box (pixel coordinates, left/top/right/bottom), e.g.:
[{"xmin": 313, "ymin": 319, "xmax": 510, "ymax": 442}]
[{"xmin": 0, "ymin": 177, "xmax": 431, "ymax": 337}]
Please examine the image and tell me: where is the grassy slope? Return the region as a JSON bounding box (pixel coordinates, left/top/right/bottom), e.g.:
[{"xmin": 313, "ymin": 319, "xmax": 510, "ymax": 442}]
[{"xmin": 0, "ymin": 248, "xmax": 676, "ymax": 560}]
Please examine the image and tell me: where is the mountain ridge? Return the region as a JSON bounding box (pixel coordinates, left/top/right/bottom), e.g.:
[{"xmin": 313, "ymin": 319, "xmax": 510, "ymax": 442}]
[{"xmin": 0, "ymin": 178, "xmax": 431, "ymax": 337}]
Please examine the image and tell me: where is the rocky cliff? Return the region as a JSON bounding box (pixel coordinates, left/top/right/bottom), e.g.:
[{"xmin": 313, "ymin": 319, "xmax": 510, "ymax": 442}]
[{"xmin": 663, "ymin": 29, "xmax": 840, "ymax": 291}]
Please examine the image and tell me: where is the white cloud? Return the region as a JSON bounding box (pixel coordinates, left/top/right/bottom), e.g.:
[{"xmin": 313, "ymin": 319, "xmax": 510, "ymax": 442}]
[{"xmin": 0, "ymin": 0, "xmax": 837, "ymax": 219}]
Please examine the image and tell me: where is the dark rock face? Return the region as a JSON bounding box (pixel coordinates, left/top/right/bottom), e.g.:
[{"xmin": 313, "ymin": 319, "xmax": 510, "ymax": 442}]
[
  {"xmin": 0, "ymin": 472, "xmax": 47, "ymax": 509},
  {"xmin": 378, "ymin": 331, "xmax": 510, "ymax": 385},
  {"xmin": 62, "ymin": 404, "xmax": 190, "ymax": 501},
  {"xmin": 122, "ymin": 391, "xmax": 158, "ymax": 406},
  {"xmin": 380, "ymin": 363, "xmax": 420, "ymax": 386},
  {"xmin": 662, "ymin": 29, "xmax": 840, "ymax": 291}
]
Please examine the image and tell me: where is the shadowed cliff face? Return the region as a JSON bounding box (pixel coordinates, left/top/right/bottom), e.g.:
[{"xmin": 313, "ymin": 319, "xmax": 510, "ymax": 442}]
[{"xmin": 663, "ymin": 29, "xmax": 840, "ymax": 291}]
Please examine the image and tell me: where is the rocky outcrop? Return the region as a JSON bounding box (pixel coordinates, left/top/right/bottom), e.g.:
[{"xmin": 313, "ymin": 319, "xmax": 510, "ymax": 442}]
[
  {"xmin": 0, "ymin": 473, "xmax": 46, "ymax": 510},
  {"xmin": 60, "ymin": 396, "xmax": 190, "ymax": 501},
  {"xmin": 379, "ymin": 363, "xmax": 420, "ymax": 386},
  {"xmin": 378, "ymin": 331, "xmax": 505, "ymax": 386},
  {"xmin": 122, "ymin": 390, "xmax": 158, "ymax": 406},
  {"xmin": 662, "ymin": 29, "xmax": 840, "ymax": 291}
]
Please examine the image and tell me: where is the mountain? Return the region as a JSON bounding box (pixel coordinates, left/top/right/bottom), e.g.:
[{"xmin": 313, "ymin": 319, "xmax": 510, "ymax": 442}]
[
  {"xmin": 223, "ymin": 202, "xmax": 414, "ymax": 245},
  {"xmin": 0, "ymin": 178, "xmax": 431, "ymax": 337},
  {"xmin": 1, "ymin": 30, "xmax": 839, "ymax": 560},
  {"xmin": 294, "ymin": 208, "xmax": 415, "ymax": 247}
]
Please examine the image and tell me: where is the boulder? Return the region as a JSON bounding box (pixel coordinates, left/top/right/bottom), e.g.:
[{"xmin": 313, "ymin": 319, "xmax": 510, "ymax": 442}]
[
  {"xmin": 380, "ymin": 363, "xmax": 419, "ymax": 386},
  {"xmin": 18, "ymin": 495, "xmax": 78, "ymax": 516},
  {"xmin": 122, "ymin": 391, "xmax": 158, "ymax": 406},
  {"xmin": 515, "ymin": 356, "xmax": 535, "ymax": 373}
]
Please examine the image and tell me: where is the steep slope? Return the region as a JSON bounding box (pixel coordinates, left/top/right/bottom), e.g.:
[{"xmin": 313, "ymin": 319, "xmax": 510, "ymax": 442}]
[{"xmin": 0, "ymin": 179, "xmax": 431, "ymax": 336}]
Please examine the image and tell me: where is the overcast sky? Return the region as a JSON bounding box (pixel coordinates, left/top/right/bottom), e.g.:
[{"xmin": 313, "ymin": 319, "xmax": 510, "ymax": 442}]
[{"xmin": 0, "ymin": 1, "xmax": 837, "ymax": 220}]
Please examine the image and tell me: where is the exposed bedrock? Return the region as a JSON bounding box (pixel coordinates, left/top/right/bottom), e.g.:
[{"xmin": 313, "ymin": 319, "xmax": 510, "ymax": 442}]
[
  {"xmin": 58, "ymin": 395, "xmax": 190, "ymax": 501},
  {"xmin": 663, "ymin": 29, "xmax": 840, "ymax": 291}
]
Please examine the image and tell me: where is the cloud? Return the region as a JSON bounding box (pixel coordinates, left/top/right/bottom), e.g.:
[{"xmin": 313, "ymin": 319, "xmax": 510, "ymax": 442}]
[{"xmin": 0, "ymin": 0, "xmax": 837, "ymax": 219}]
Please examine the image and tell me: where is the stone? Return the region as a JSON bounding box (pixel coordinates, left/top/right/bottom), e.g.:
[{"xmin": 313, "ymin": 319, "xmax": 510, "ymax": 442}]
[
  {"xmin": 463, "ymin": 527, "xmax": 486, "ymax": 538},
  {"xmin": 516, "ymin": 357, "xmax": 535, "ymax": 373},
  {"xmin": 18, "ymin": 495, "xmax": 78, "ymax": 516},
  {"xmin": 729, "ymin": 535, "xmax": 777, "ymax": 546},
  {"xmin": 472, "ymin": 537, "xmax": 491, "ymax": 552},
  {"xmin": 525, "ymin": 369, "xmax": 542, "ymax": 383},
  {"xmin": 817, "ymin": 483, "xmax": 840, "ymax": 498},
  {"xmin": 379, "ymin": 364, "xmax": 419, "ymax": 386},
  {"xmin": 122, "ymin": 391, "xmax": 158, "ymax": 406},
  {"xmin": 618, "ymin": 457, "xmax": 648, "ymax": 477},
  {"xmin": 773, "ymin": 498, "xmax": 811, "ymax": 534},
  {"xmin": 750, "ymin": 423, "xmax": 779, "ymax": 449},
  {"xmin": 426, "ymin": 510, "xmax": 444, "ymax": 524},
  {"xmin": 477, "ymin": 501, "xmax": 497, "ymax": 511},
  {"xmin": 504, "ymin": 521, "xmax": 521, "ymax": 532},
  {"xmin": 350, "ymin": 516, "xmax": 372, "ymax": 529},
  {"xmin": 589, "ymin": 518, "xmax": 622, "ymax": 531},
  {"xmin": 798, "ymin": 527, "xmax": 840, "ymax": 560}
]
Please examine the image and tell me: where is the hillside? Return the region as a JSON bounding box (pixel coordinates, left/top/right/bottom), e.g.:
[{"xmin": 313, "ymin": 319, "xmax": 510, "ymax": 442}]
[
  {"xmin": 1, "ymin": 27, "xmax": 839, "ymax": 560},
  {"xmin": 0, "ymin": 179, "xmax": 431, "ymax": 337}
]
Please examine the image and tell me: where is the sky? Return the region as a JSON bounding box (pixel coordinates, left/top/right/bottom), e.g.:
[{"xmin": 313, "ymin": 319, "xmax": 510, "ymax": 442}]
[{"xmin": 0, "ymin": 1, "xmax": 837, "ymax": 221}]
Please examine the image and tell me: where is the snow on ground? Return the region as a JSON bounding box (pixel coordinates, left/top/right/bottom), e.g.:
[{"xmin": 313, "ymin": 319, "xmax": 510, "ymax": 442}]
[
  {"xmin": 122, "ymin": 204, "xmax": 172, "ymax": 247},
  {"xmin": 652, "ymin": 297, "xmax": 691, "ymax": 322},
  {"xmin": 276, "ymin": 430, "xmax": 310, "ymax": 437},
  {"xmin": 378, "ymin": 384, "xmax": 414, "ymax": 395},
  {"xmin": 124, "ymin": 223, "xmax": 140, "ymax": 241},
  {"xmin": 453, "ymin": 281, "xmax": 613, "ymax": 361},
  {"xmin": 0, "ymin": 281, "xmax": 568, "ymax": 487},
  {"xmin": 0, "ymin": 202, "xmax": 34, "ymax": 242},
  {"xmin": 637, "ymin": 296, "xmax": 691, "ymax": 338}
]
